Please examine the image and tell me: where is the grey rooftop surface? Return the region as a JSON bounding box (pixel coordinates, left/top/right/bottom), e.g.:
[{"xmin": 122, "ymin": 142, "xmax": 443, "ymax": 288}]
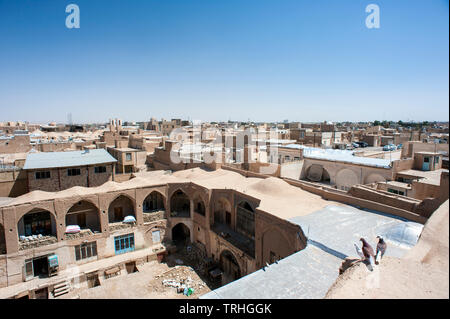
[
  {"xmin": 23, "ymin": 149, "xmax": 117, "ymax": 170},
  {"xmin": 200, "ymin": 205, "xmax": 423, "ymax": 299},
  {"xmin": 283, "ymin": 144, "xmax": 392, "ymax": 168}
]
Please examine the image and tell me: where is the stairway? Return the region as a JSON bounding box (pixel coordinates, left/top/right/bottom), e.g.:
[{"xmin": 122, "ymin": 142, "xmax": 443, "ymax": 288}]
[{"xmin": 52, "ymin": 279, "xmax": 71, "ymax": 298}]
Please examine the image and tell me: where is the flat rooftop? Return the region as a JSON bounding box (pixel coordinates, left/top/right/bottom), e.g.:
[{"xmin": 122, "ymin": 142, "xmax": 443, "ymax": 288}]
[
  {"xmin": 201, "ymin": 204, "xmax": 423, "ymax": 299},
  {"xmin": 397, "ymin": 169, "xmax": 448, "ymax": 185},
  {"xmin": 23, "ymin": 149, "xmax": 117, "ymax": 170},
  {"xmin": 1, "ymin": 168, "xmax": 339, "ymax": 222},
  {"xmin": 283, "ymin": 144, "xmax": 392, "ymax": 168}
]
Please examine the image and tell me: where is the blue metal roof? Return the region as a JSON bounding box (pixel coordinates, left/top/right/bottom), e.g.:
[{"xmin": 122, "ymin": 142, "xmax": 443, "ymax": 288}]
[{"xmin": 23, "ymin": 149, "xmax": 117, "ymax": 170}]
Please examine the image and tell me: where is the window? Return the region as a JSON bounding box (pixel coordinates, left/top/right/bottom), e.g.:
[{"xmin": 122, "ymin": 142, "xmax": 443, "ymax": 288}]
[
  {"xmin": 24, "ymin": 259, "xmax": 33, "ymax": 279},
  {"xmin": 68, "ymin": 168, "xmax": 81, "ymax": 176},
  {"xmin": 389, "ymin": 189, "xmax": 405, "ymax": 196},
  {"xmin": 35, "ymin": 171, "xmax": 50, "ymax": 179},
  {"xmin": 126, "ymin": 153, "xmax": 132, "ymax": 161},
  {"xmin": 236, "ymin": 204, "xmax": 255, "ymax": 240},
  {"xmin": 75, "ymin": 242, "xmax": 97, "ymax": 261},
  {"xmin": 424, "ymin": 157, "xmax": 429, "ymax": 163},
  {"xmin": 94, "ymin": 166, "xmax": 106, "ymax": 174},
  {"xmin": 152, "ymin": 230, "xmax": 161, "ymax": 243},
  {"xmin": 435, "ymin": 157, "xmax": 439, "ymax": 164},
  {"xmin": 114, "ymin": 233, "xmax": 135, "ymax": 255}
]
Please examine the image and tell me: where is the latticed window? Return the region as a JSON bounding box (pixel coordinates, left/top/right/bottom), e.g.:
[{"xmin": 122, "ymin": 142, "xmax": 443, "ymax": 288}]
[
  {"xmin": 75, "ymin": 242, "xmax": 97, "ymax": 261},
  {"xmin": 236, "ymin": 202, "xmax": 255, "ymax": 240},
  {"xmin": 35, "ymin": 171, "xmax": 50, "ymax": 179}
]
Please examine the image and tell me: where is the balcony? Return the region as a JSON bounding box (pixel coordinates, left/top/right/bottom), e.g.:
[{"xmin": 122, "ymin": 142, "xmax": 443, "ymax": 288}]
[
  {"xmin": 108, "ymin": 221, "xmax": 136, "ymax": 232},
  {"xmin": 19, "ymin": 235, "xmax": 58, "ymax": 251},
  {"xmin": 143, "ymin": 209, "xmax": 166, "ymax": 224},
  {"xmin": 211, "ymin": 223, "xmax": 255, "ymax": 258},
  {"xmin": 65, "ymin": 229, "xmax": 100, "ymax": 240},
  {"xmin": 169, "ymin": 210, "xmax": 190, "ymax": 218}
]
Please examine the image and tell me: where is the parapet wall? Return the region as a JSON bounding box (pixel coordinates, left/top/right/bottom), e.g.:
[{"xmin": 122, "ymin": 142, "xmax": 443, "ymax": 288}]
[
  {"xmin": 348, "ymin": 185, "xmax": 420, "ymax": 212},
  {"xmin": 282, "ymin": 178, "xmax": 427, "ymax": 224}
]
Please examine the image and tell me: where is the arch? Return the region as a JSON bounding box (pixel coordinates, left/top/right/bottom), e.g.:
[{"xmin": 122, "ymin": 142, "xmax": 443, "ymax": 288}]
[
  {"xmin": 335, "ymin": 168, "xmax": 360, "ymax": 191},
  {"xmin": 236, "ymin": 201, "xmax": 255, "ymax": 239},
  {"xmin": 66, "ymin": 200, "xmax": 101, "ymax": 233},
  {"xmin": 305, "ymin": 164, "xmax": 331, "ymax": 183},
  {"xmin": 170, "ymin": 189, "xmax": 190, "ymax": 218},
  {"xmin": 17, "ymin": 208, "xmax": 57, "ymax": 238},
  {"xmin": 0, "ymin": 223, "xmax": 6, "ymax": 254},
  {"xmin": 261, "ymin": 227, "xmax": 294, "ymax": 265},
  {"xmin": 365, "ymin": 173, "xmax": 386, "ymax": 184},
  {"xmin": 16, "ymin": 204, "xmax": 57, "ymax": 223},
  {"xmin": 219, "ymin": 249, "xmax": 241, "ymax": 285},
  {"xmin": 108, "ymin": 194, "xmax": 135, "ymax": 223},
  {"xmin": 192, "ymin": 193, "xmax": 206, "ymax": 216},
  {"xmin": 213, "ymin": 197, "xmax": 232, "ymax": 226},
  {"xmin": 171, "ymin": 223, "xmax": 191, "ymax": 246},
  {"xmin": 143, "ymin": 191, "xmax": 166, "ymax": 212}
]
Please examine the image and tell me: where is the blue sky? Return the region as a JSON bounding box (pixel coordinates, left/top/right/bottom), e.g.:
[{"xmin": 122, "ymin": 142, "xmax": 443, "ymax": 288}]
[{"xmin": 0, "ymin": 0, "xmax": 448, "ymax": 124}]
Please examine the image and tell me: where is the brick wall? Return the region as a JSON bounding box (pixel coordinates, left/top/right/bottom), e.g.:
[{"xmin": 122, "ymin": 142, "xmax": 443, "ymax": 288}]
[
  {"xmin": 28, "ymin": 169, "xmax": 60, "ymax": 192},
  {"xmin": 59, "ymin": 167, "xmax": 89, "ymax": 190},
  {"xmin": 28, "ymin": 165, "xmax": 114, "ymax": 192},
  {"xmin": 88, "ymin": 164, "xmax": 114, "ymax": 187}
]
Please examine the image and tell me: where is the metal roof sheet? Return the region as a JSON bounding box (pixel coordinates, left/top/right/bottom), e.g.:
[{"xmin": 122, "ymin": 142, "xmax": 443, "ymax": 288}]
[
  {"xmin": 23, "ymin": 149, "xmax": 117, "ymax": 170},
  {"xmin": 200, "ymin": 205, "xmax": 423, "ymax": 299}
]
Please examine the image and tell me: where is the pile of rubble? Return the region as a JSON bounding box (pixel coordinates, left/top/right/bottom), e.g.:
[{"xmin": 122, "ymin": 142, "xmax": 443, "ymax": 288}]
[{"xmin": 156, "ymin": 265, "xmax": 207, "ymax": 296}]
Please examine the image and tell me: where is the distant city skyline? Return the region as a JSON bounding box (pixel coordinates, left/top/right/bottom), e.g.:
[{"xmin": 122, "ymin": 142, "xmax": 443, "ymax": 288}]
[{"xmin": 0, "ymin": 0, "xmax": 448, "ymax": 124}]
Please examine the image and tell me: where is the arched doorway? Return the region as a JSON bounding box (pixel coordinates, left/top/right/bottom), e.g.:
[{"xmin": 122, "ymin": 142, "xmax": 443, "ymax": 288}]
[
  {"xmin": 193, "ymin": 195, "xmax": 206, "ymax": 216},
  {"xmin": 213, "ymin": 197, "xmax": 232, "ymax": 227},
  {"xmin": 171, "ymin": 223, "xmax": 191, "ymax": 246},
  {"xmin": 170, "ymin": 190, "xmax": 190, "ymax": 218},
  {"xmin": 108, "ymin": 195, "xmax": 135, "ymax": 223},
  {"xmin": 220, "ymin": 250, "xmax": 241, "ymax": 285},
  {"xmin": 66, "ymin": 201, "xmax": 101, "ymax": 233},
  {"xmin": 306, "ymin": 164, "xmax": 331, "ymax": 183}
]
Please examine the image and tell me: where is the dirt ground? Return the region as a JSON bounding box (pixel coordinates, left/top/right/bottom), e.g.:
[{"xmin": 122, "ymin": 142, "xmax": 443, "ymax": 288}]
[{"xmin": 62, "ymin": 246, "xmax": 220, "ymax": 299}]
